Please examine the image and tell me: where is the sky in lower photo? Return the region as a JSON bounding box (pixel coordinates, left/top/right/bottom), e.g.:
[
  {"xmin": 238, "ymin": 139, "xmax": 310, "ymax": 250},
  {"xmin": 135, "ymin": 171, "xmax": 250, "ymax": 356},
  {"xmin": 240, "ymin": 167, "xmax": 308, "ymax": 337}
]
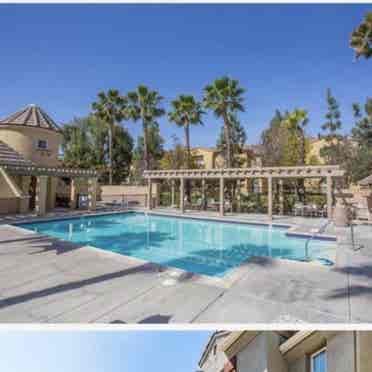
[
  {"xmin": 0, "ymin": 330, "xmax": 211, "ymax": 372},
  {"xmin": 0, "ymin": 4, "xmax": 370, "ymax": 147}
]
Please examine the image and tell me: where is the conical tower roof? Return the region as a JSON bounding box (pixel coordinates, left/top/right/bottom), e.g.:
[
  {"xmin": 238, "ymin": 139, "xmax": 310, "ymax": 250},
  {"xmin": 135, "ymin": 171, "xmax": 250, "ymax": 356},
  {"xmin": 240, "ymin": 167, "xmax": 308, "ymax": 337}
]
[{"xmin": 0, "ymin": 104, "xmax": 61, "ymax": 132}]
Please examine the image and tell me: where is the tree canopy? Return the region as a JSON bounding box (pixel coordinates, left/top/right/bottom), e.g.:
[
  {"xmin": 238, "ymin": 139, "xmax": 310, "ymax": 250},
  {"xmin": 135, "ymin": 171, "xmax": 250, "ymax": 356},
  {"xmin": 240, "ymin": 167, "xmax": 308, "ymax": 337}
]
[
  {"xmin": 350, "ymin": 12, "xmax": 372, "ymax": 59},
  {"xmin": 168, "ymin": 94, "xmax": 204, "ymax": 168},
  {"xmin": 320, "ymin": 89, "xmax": 346, "ymax": 165},
  {"xmin": 352, "ymin": 98, "xmax": 372, "ymax": 147},
  {"xmin": 62, "ymin": 115, "xmax": 133, "ymax": 184},
  {"xmin": 216, "ymin": 112, "xmax": 247, "ymax": 167},
  {"xmin": 126, "ymin": 85, "xmax": 165, "ymax": 171},
  {"xmin": 261, "ymin": 109, "xmax": 310, "ymax": 167},
  {"xmin": 203, "ymin": 76, "xmax": 245, "ymax": 167},
  {"xmin": 91, "ymin": 89, "xmax": 127, "ymax": 184}
]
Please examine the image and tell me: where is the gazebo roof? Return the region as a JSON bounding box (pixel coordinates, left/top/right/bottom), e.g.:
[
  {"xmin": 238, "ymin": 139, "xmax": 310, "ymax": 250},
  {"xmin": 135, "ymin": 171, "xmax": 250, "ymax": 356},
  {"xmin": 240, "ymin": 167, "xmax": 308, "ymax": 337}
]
[
  {"xmin": 0, "ymin": 140, "xmax": 34, "ymax": 166},
  {"xmin": 0, "ymin": 104, "xmax": 61, "ymax": 132}
]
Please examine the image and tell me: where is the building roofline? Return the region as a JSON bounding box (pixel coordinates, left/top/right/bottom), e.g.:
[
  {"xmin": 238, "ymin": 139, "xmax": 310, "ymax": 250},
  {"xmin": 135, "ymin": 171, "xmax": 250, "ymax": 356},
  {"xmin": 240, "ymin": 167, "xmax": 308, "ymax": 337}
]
[
  {"xmin": 198, "ymin": 331, "xmax": 230, "ymax": 367},
  {"xmin": 0, "ymin": 104, "xmax": 62, "ymax": 133}
]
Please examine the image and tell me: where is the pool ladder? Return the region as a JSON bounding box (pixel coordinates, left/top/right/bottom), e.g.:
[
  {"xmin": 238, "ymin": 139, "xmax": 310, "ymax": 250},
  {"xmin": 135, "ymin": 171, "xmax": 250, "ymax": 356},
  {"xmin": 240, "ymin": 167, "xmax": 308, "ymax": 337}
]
[{"xmin": 304, "ymin": 220, "xmax": 331, "ymax": 261}]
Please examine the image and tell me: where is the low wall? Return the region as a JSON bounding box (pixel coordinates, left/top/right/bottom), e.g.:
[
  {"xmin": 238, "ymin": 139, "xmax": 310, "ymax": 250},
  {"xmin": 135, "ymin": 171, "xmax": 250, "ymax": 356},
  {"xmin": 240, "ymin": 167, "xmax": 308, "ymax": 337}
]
[
  {"xmin": 100, "ymin": 184, "xmax": 158, "ymax": 208},
  {"xmin": 0, "ymin": 198, "xmax": 19, "ymax": 214}
]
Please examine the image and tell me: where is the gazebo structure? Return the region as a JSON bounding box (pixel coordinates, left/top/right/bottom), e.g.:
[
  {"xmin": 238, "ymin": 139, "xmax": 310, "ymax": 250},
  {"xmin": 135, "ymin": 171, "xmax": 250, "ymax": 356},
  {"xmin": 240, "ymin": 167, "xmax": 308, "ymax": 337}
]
[
  {"xmin": 0, "ymin": 159, "xmax": 98, "ymax": 216},
  {"xmin": 144, "ymin": 165, "xmax": 345, "ymax": 220},
  {"xmin": 0, "ymin": 104, "xmax": 98, "ymax": 216}
]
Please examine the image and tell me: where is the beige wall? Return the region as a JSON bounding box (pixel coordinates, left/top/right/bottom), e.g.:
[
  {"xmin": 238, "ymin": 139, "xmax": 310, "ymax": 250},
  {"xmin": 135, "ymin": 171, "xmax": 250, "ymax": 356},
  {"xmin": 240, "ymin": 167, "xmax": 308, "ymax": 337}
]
[
  {"xmin": 358, "ymin": 332, "xmax": 372, "ymax": 372},
  {"xmin": 236, "ymin": 333, "xmax": 288, "ymax": 372},
  {"xmin": 230, "ymin": 331, "xmax": 371, "ymax": 372},
  {"xmin": 327, "ymin": 332, "xmax": 354, "ymax": 372},
  {"xmin": 285, "ymin": 331, "xmax": 372, "ymax": 372},
  {"xmin": 267, "ymin": 333, "xmax": 289, "ymax": 372},
  {"xmin": 0, "ymin": 170, "xmax": 26, "ymax": 214},
  {"xmin": 200, "ymin": 334, "xmax": 230, "ymax": 372},
  {"xmin": 237, "ymin": 333, "xmax": 268, "ymax": 372},
  {"xmin": 100, "ymin": 184, "xmax": 159, "ymax": 207},
  {"xmin": 0, "ymin": 126, "xmax": 62, "ymax": 167},
  {"xmin": 192, "ymin": 148, "xmax": 216, "ymax": 169},
  {"xmin": 100, "ymin": 184, "xmax": 158, "ymax": 197},
  {"xmin": 0, "ymin": 171, "xmax": 18, "ymax": 198},
  {"xmin": 288, "ymin": 356, "xmax": 306, "ymax": 372},
  {"xmin": 307, "ymin": 139, "xmax": 326, "ymax": 164},
  {"xmin": 192, "ymin": 148, "xmax": 256, "ymax": 170},
  {"xmin": 0, "ymin": 198, "xmax": 19, "ymax": 214}
]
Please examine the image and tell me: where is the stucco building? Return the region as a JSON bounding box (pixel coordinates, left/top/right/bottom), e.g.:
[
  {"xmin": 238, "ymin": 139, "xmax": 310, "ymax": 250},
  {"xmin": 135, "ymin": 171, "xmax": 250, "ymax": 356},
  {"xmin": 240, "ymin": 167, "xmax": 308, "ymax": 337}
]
[
  {"xmin": 0, "ymin": 104, "xmax": 98, "ymax": 215},
  {"xmin": 191, "ymin": 146, "xmax": 265, "ymax": 193},
  {"xmin": 199, "ymin": 331, "xmax": 372, "ymax": 372}
]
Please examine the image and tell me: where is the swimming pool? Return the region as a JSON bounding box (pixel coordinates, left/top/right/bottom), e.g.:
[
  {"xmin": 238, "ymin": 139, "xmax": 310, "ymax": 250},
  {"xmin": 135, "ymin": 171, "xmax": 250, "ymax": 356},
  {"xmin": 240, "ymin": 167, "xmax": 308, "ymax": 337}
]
[{"xmin": 18, "ymin": 212, "xmax": 336, "ymax": 277}]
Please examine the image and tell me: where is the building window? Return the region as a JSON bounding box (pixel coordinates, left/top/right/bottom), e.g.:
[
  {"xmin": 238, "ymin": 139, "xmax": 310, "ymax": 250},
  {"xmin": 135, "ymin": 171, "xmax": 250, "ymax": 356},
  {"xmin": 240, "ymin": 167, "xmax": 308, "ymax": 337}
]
[
  {"xmin": 311, "ymin": 348, "xmax": 327, "ymax": 372},
  {"xmin": 213, "ymin": 345, "xmax": 217, "ymax": 356},
  {"xmin": 36, "ymin": 139, "xmax": 48, "ymax": 150},
  {"xmin": 193, "ymin": 155, "xmax": 205, "ymax": 168}
]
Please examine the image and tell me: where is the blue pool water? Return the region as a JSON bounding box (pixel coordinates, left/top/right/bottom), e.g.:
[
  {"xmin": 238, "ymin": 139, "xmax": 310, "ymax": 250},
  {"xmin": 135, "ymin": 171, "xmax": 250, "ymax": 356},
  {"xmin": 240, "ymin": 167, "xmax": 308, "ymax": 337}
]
[{"xmin": 18, "ymin": 212, "xmax": 336, "ymax": 277}]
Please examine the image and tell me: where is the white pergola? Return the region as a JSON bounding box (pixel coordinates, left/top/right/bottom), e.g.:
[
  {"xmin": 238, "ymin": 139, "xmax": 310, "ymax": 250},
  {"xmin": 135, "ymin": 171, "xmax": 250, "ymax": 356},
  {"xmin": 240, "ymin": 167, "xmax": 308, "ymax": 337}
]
[{"xmin": 144, "ymin": 165, "xmax": 345, "ymax": 220}]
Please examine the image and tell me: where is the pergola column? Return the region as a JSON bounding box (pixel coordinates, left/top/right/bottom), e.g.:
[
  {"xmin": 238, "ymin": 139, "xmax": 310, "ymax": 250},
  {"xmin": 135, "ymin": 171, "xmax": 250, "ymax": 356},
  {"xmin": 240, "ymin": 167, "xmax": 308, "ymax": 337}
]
[
  {"xmin": 70, "ymin": 178, "xmax": 78, "ymax": 209},
  {"xmin": 147, "ymin": 178, "xmax": 153, "ymax": 210},
  {"xmin": 237, "ymin": 179, "xmax": 241, "ymax": 213},
  {"xmin": 171, "ymin": 179, "xmax": 175, "ymax": 207},
  {"xmin": 202, "ymin": 179, "xmax": 206, "ymax": 210},
  {"xmin": 268, "ymin": 176, "xmax": 273, "ymax": 221},
  {"xmin": 21, "ymin": 175, "xmax": 31, "ymax": 195},
  {"xmin": 180, "ymin": 178, "xmax": 185, "ymax": 213},
  {"xmin": 88, "ymin": 177, "xmax": 97, "ymax": 211},
  {"xmin": 326, "ymin": 175, "xmax": 333, "ymax": 220},
  {"xmin": 154, "ymin": 181, "xmax": 160, "ymax": 208},
  {"xmin": 19, "ymin": 176, "xmax": 31, "ymax": 213},
  {"xmin": 219, "ymin": 177, "xmax": 224, "ymax": 216},
  {"xmin": 47, "ymin": 176, "xmax": 57, "ymax": 210},
  {"xmin": 35, "ymin": 175, "xmax": 48, "ymax": 216},
  {"xmin": 279, "ymin": 179, "xmax": 284, "ymax": 215}
]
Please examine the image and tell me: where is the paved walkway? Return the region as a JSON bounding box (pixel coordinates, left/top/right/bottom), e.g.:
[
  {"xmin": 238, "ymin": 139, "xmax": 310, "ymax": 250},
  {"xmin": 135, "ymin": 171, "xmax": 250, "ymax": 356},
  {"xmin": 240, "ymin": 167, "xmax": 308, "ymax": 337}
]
[{"xmin": 0, "ymin": 218, "xmax": 371, "ymax": 324}]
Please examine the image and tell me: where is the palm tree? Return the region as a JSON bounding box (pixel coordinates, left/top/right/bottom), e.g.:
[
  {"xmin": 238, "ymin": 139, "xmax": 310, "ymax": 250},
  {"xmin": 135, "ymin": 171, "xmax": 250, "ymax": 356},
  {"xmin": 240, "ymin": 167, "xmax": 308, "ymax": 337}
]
[
  {"xmin": 168, "ymin": 95, "xmax": 204, "ymax": 169},
  {"xmin": 92, "ymin": 89, "xmax": 127, "ymax": 184},
  {"xmin": 126, "ymin": 85, "xmax": 165, "ymax": 170},
  {"xmin": 203, "ymin": 76, "xmax": 245, "ymax": 168}
]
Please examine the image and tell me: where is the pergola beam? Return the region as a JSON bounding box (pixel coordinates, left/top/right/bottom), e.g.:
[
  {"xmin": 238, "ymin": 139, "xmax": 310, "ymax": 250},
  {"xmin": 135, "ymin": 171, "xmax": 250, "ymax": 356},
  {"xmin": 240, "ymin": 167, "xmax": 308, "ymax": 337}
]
[
  {"xmin": 144, "ymin": 165, "xmax": 344, "ymax": 180},
  {"xmin": 1, "ymin": 163, "xmax": 98, "ymax": 178}
]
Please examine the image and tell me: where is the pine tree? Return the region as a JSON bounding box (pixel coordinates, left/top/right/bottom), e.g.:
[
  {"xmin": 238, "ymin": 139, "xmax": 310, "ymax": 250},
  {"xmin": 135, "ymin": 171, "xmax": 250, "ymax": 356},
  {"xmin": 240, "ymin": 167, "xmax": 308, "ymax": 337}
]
[
  {"xmin": 352, "ymin": 98, "xmax": 372, "ymax": 147},
  {"xmin": 320, "ymin": 89, "xmax": 344, "ymax": 165}
]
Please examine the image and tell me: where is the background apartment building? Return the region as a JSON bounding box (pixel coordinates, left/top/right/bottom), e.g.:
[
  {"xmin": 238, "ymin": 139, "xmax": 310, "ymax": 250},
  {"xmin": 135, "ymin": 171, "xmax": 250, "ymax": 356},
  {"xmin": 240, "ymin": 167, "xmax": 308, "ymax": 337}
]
[{"xmin": 199, "ymin": 331, "xmax": 372, "ymax": 372}]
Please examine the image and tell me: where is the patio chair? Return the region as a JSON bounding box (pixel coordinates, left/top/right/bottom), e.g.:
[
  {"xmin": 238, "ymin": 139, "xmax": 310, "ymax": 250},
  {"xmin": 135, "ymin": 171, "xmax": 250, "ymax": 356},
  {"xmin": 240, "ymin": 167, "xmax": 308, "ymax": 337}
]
[
  {"xmin": 293, "ymin": 203, "xmax": 305, "ymax": 216},
  {"xmin": 317, "ymin": 205, "xmax": 327, "ymax": 218},
  {"xmin": 354, "ymin": 198, "xmax": 372, "ymax": 221},
  {"xmin": 192, "ymin": 198, "xmax": 203, "ymax": 210},
  {"xmin": 308, "ymin": 203, "xmax": 319, "ymax": 217}
]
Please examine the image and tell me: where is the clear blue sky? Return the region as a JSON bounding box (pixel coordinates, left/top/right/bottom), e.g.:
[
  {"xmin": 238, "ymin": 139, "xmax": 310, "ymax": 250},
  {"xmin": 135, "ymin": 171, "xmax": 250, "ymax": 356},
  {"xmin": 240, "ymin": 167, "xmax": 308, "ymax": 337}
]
[
  {"xmin": 0, "ymin": 330, "xmax": 210, "ymax": 372},
  {"xmin": 0, "ymin": 4, "xmax": 370, "ymax": 148}
]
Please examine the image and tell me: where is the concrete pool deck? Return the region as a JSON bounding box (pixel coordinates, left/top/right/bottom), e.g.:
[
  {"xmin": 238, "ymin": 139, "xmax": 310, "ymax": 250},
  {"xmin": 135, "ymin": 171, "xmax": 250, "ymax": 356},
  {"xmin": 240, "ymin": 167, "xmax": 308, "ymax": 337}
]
[{"xmin": 0, "ymin": 209, "xmax": 371, "ymax": 323}]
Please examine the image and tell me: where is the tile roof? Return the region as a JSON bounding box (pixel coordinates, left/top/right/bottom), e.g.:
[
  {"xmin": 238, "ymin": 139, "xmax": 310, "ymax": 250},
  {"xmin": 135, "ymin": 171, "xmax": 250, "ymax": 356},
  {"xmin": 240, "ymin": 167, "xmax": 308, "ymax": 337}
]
[
  {"xmin": 0, "ymin": 140, "xmax": 34, "ymax": 166},
  {"xmin": 0, "ymin": 104, "xmax": 61, "ymax": 132}
]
